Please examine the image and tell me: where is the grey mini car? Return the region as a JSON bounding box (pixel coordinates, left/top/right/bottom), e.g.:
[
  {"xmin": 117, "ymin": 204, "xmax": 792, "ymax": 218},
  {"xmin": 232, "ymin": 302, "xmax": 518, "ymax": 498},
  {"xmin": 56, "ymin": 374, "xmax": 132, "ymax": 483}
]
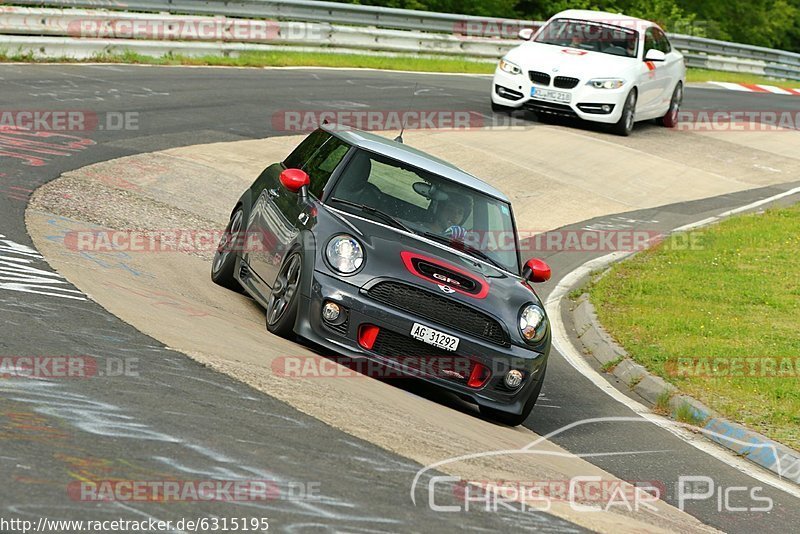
[{"xmin": 211, "ymin": 125, "xmax": 552, "ymax": 425}]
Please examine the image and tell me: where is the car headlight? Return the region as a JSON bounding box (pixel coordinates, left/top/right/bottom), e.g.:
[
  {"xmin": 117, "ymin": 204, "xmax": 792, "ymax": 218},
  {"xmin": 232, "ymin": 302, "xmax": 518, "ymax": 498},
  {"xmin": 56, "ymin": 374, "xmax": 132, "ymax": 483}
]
[
  {"xmin": 326, "ymin": 235, "xmax": 364, "ymax": 274},
  {"xmin": 587, "ymin": 78, "xmax": 625, "ymax": 89},
  {"xmin": 519, "ymin": 304, "xmax": 547, "ymax": 342},
  {"xmin": 499, "ymin": 59, "xmax": 522, "ymax": 75}
]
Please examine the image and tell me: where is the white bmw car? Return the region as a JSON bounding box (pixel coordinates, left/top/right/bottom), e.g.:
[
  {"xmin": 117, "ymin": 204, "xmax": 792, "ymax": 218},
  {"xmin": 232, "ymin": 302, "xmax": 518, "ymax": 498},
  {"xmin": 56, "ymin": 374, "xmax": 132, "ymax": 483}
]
[{"xmin": 491, "ymin": 9, "xmax": 686, "ymax": 135}]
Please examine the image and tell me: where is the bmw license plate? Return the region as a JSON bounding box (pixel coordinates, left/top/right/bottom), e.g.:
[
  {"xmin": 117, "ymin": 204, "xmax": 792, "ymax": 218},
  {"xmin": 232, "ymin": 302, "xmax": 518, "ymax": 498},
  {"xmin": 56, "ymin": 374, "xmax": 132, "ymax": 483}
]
[
  {"xmin": 530, "ymin": 87, "xmax": 571, "ymax": 103},
  {"xmin": 411, "ymin": 323, "xmax": 460, "ymax": 352}
]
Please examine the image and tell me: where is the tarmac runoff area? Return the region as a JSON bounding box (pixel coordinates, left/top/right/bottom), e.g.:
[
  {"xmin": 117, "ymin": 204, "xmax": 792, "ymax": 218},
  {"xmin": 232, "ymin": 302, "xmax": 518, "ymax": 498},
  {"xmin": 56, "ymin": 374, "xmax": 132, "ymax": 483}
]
[{"xmin": 26, "ymin": 123, "xmax": 800, "ymax": 532}]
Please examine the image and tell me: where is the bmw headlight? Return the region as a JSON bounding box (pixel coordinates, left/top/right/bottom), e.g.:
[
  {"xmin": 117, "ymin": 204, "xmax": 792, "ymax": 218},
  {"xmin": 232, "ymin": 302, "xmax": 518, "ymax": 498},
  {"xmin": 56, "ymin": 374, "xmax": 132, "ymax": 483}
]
[
  {"xmin": 519, "ymin": 304, "xmax": 547, "ymax": 343},
  {"xmin": 499, "ymin": 59, "xmax": 522, "ymax": 75},
  {"xmin": 587, "ymin": 78, "xmax": 626, "ymax": 89},
  {"xmin": 326, "ymin": 235, "xmax": 364, "ymax": 274}
]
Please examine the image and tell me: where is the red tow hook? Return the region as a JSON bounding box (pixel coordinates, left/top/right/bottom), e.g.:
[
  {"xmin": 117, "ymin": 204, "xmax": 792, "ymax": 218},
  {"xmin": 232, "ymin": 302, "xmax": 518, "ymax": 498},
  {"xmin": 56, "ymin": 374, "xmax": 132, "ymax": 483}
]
[
  {"xmin": 358, "ymin": 324, "xmax": 380, "ymax": 350},
  {"xmin": 467, "ymin": 362, "xmax": 491, "ymax": 388}
]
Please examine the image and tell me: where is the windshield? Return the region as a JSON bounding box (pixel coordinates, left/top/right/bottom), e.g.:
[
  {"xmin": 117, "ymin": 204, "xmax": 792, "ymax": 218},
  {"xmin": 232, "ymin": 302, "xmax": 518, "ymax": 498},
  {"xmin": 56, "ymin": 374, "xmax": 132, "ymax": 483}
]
[
  {"xmin": 534, "ymin": 18, "xmax": 639, "ymax": 58},
  {"xmin": 329, "ymin": 149, "xmax": 520, "ymax": 273}
]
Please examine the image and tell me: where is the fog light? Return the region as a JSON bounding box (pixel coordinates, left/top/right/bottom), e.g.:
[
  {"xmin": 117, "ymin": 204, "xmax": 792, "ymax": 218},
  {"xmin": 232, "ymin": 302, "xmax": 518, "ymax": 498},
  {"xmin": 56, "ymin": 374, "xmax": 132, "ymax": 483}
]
[
  {"xmin": 504, "ymin": 369, "xmax": 524, "ymax": 389},
  {"xmin": 601, "ymin": 105, "xmax": 611, "ymax": 113},
  {"xmin": 322, "ymin": 302, "xmax": 340, "ymax": 322}
]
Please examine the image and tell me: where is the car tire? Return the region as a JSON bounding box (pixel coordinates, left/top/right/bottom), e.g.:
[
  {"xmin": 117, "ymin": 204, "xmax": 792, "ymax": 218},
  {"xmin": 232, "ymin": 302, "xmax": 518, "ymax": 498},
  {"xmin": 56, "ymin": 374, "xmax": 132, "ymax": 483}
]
[
  {"xmin": 491, "ymin": 100, "xmax": 514, "ymax": 114},
  {"xmin": 266, "ymin": 251, "xmax": 303, "ymax": 338},
  {"xmin": 479, "ymin": 365, "xmax": 546, "ymax": 426},
  {"xmin": 656, "ymin": 82, "xmax": 682, "ymax": 128},
  {"xmin": 611, "ymin": 89, "xmax": 637, "ymax": 136},
  {"xmin": 211, "ymin": 207, "xmax": 244, "ymax": 291}
]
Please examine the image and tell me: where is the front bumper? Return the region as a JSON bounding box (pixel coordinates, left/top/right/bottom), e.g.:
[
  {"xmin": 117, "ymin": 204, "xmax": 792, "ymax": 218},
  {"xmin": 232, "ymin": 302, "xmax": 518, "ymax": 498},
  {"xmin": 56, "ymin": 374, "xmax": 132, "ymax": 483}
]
[
  {"xmin": 491, "ymin": 66, "xmax": 629, "ymax": 124},
  {"xmin": 294, "ymin": 270, "xmax": 548, "ymax": 415}
]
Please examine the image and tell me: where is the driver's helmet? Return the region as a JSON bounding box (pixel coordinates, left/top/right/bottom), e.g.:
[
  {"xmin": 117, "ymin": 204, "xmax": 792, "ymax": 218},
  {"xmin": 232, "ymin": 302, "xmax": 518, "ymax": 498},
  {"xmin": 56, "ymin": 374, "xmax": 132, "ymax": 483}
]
[{"xmin": 432, "ymin": 185, "xmax": 472, "ymax": 228}]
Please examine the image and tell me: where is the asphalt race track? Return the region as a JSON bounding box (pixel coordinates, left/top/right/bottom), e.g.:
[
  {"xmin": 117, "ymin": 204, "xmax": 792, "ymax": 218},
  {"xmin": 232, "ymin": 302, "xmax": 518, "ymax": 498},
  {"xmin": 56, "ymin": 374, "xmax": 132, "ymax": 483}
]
[{"xmin": 2, "ymin": 64, "xmax": 800, "ymax": 533}]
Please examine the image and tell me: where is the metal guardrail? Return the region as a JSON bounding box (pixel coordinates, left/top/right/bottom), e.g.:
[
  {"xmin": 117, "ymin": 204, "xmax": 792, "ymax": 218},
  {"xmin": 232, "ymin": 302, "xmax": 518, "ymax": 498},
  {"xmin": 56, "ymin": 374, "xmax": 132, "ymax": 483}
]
[
  {"xmin": 3, "ymin": 0, "xmax": 540, "ymax": 35},
  {"xmin": 2, "ymin": 1, "xmax": 799, "ymax": 80},
  {"xmin": 0, "ymin": 7, "xmax": 512, "ymax": 59}
]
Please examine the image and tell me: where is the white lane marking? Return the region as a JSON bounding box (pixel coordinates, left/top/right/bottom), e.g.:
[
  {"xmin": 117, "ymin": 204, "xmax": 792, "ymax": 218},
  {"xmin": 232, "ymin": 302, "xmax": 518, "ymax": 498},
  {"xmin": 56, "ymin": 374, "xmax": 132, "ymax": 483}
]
[
  {"xmin": 754, "ymin": 164, "xmax": 783, "ymax": 173},
  {"xmin": 757, "ymin": 84, "xmax": 793, "ymax": 95},
  {"xmin": 546, "ymin": 186, "xmax": 800, "ymax": 499},
  {"xmin": 708, "ymin": 81, "xmax": 752, "ymax": 92},
  {"xmin": 719, "ymin": 185, "xmax": 800, "ymax": 217}
]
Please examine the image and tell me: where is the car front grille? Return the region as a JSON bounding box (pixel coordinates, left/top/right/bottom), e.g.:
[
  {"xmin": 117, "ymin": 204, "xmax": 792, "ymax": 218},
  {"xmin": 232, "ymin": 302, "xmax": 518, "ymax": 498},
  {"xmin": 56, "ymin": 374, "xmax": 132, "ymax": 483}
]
[
  {"xmin": 367, "ymin": 281, "xmax": 508, "ymax": 346},
  {"xmin": 523, "ymin": 101, "xmax": 577, "ymax": 117},
  {"xmin": 371, "ymin": 328, "xmax": 472, "ymax": 385},
  {"xmin": 554, "ymin": 76, "xmax": 580, "ymax": 89},
  {"xmin": 528, "ymin": 71, "xmax": 551, "ymax": 86}
]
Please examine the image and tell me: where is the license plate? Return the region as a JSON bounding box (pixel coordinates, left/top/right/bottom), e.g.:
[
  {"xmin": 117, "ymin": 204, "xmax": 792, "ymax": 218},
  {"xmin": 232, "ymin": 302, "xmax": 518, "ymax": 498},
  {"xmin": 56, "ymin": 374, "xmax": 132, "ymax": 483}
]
[
  {"xmin": 530, "ymin": 87, "xmax": 571, "ymax": 103},
  {"xmin": 410, "ymin": 323, "xmax": 460, "ymax": 352}
]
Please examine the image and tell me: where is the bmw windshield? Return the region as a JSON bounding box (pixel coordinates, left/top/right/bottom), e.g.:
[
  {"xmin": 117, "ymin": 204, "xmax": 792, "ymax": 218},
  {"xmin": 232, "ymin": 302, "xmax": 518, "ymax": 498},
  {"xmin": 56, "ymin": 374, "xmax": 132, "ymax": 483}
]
[
  {"xmin": 535, "ymin": 18, "xmax": 639, "ymax": 58},
  {"xmin": 329, "ymin": 149, "xmax": 520, "ymax": 273}
]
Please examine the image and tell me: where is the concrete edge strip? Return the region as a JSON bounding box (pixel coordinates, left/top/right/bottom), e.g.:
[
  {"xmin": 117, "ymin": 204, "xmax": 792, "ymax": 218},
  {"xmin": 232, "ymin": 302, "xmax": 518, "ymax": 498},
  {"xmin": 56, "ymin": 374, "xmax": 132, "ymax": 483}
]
[{"xmin": 547, "ymin": 185, "xmax": 800, "ymax": 498}]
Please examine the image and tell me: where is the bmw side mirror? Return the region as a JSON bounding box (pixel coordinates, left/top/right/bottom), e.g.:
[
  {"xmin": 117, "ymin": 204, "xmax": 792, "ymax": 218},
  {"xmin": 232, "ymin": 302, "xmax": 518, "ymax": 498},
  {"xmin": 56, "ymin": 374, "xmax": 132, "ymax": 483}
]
[
  {"xmin": 644, "ymin": 49, "xmax": 666, "ymax": 62},
  {"xmin": 518, "ymin": 28, "xmax": 534, "ymax": 40},
  {"xmin": 280, "ymin": 168, "xmax": 310, "ymax": 200},
  {"xmin": 523, "ymin": 258, "xmax": 551, "ymax": 283}
]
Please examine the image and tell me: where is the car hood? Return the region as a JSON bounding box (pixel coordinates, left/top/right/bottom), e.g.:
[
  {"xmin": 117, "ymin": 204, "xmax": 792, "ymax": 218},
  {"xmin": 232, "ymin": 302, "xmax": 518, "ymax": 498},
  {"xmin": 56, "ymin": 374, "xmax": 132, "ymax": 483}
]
[
  {"xmin": 316, "ymin": 207, "xmax": 545, "ymax": 334},
  {"xmin": 505, "ymin": 41, "xmax": 637, "ymax": 79}
]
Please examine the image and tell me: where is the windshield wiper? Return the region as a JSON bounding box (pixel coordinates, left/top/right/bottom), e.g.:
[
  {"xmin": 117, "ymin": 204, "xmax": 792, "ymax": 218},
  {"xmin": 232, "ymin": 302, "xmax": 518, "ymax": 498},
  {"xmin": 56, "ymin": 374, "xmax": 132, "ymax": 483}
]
[
  {"xmin": 421, "ymin": 232, "xmax": 507, "ymax": 271},
  {"xmin": 330, "ymin": 198, "xmax": 412, "ymax": 233}
]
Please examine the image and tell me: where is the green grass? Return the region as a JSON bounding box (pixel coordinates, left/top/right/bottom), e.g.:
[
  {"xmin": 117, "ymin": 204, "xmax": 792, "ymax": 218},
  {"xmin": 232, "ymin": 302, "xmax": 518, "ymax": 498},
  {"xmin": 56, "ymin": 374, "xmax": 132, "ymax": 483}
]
[
  {"xmin": 600, "ymin": 356, "xmax": 625, "ymax": 373},
  {"xmin": 654, "ymin": 390, "xmax": 673, "ymax": 415},
  {"xmin": 685, "ymin": 68, "xmax": 795, "ymax": 86},
  {"xmin": 675, "ymin": 401, "xmax": 708, "ymax": 426},
  {"xmin": 590, "ymin": 204, "xmax": 800, "ymax": 449},
  {"xmin": 0, "ymin": 49, "xmax": 496, "ymax": 74},
  {"xmin": 1, "ymin": 48, "xmax": 796, "ymax": 85}
]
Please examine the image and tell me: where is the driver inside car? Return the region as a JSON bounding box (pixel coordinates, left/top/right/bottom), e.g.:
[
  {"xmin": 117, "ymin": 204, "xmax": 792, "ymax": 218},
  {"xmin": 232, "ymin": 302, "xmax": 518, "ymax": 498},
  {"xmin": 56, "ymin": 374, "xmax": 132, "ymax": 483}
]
[{"xmin": 430, "ymin": 191, "xmax": 471, "ymax": 240}]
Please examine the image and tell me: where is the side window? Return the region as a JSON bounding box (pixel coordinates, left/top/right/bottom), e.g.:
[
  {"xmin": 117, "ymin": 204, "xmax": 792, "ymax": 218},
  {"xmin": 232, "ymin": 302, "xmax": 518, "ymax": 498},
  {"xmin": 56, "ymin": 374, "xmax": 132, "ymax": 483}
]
[
  {"xmin": 283, "ymin": 129, "xmax": 328, "ymax": 169},
  {"xmin": 644, "ymin": 28, "xmax": 657, "ymax": 56},
  {"xmin": 304, "ymin": 136, "xmax": 350, "ymax": 198},
  {"xmin": 655, "ymin": 29, "xmax": 672, "ymax": 53}
]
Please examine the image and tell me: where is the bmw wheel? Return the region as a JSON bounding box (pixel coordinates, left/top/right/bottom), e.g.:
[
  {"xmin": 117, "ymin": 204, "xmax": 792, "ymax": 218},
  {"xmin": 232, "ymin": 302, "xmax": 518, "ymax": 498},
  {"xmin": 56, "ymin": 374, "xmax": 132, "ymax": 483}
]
[
  {"xmin": 657, "ymin": 82, "xmax": 682, "ymax": 128},
  {"xmin": 611, "ymin": 89, "xmax": 637, "ymax": 136}
]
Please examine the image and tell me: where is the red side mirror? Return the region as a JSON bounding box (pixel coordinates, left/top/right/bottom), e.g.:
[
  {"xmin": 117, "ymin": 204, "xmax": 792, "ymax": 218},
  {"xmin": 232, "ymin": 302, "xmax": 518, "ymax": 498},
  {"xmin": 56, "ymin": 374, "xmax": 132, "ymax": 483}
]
[
  {"xmin": 280, "ymin": 168, "xmax": 310, "ymax": 194},
  {"xmin": 524, "ymin": 258, "xmax": 551, "ymax": 283}
]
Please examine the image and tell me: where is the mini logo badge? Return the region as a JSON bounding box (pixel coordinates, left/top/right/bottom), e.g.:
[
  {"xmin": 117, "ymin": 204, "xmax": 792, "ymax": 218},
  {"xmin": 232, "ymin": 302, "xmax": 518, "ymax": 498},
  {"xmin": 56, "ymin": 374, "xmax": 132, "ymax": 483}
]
[{"xmin": 438, "ymin": 284, "xmax": 455, "ymax": 294}]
